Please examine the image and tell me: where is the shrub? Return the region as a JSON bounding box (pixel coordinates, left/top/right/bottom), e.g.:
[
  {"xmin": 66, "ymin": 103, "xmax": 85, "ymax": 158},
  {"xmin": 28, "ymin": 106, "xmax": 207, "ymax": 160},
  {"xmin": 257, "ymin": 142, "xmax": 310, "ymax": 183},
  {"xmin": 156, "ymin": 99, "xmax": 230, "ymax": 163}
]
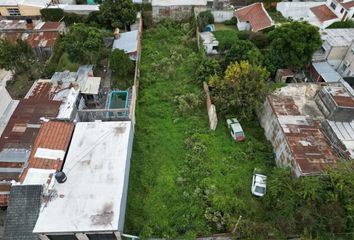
[
  {"xmin": 328, "ymin": 20, "xmax": 354, "ymax": 28},
  {"xmin": 195, "ymin": 57, "xmax": 221, "ymax": 84},
  {"xmin": 197, "ymin": 10, "xmax": 214, "ymax": 31},
  {"xmin": 174, "ymin": 93, "xmax": 201, "ymax": 116},
  {"xmin": 223, "ymin": 17, "xmax": 237, "ymax": 26},
  {"xmin": 40, "ymin": 8, "xmax": 64, "ymax": 21}
]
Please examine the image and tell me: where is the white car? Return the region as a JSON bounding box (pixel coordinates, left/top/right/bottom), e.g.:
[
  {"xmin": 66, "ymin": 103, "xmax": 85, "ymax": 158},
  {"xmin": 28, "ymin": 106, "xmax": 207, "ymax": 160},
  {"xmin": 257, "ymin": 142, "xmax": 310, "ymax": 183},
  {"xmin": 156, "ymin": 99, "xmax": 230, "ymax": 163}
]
[
  {"xmin": 226, "ymin": 118, "xmax": 245, "ymax": 142},
  {"xmin": 251, "ymin": 173, "xmax": 267, "ymax": 197}
]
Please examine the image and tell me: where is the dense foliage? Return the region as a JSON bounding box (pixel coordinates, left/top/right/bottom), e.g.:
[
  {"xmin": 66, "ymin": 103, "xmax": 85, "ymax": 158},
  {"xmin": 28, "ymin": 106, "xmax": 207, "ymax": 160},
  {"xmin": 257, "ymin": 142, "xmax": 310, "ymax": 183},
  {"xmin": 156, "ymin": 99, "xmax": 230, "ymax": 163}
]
[
  {"xmin": 99, "ymin": 0, "xmax": 137, "ymax": 29},
  {"xmin": 266, "ymin": 22, "xmax": 322, "ymax": 71},
  {"xmin": 40, "ymin": 8, "xmax": 64, "ymax": 21},
  {"xmin": 126, "ymin": 21, "xmax": 276, "ymax": 238},
  {"xmin": 109, "ymin": 49, "xmax": 134, "ymax": 77},
  {"xmin": 213, "ymin": 30, "xmax": 238, "ymax": 52},
  {"xmin": 64, "ymin": 24, "xmax": 108, "ymax": 64},
  {"xmin": 225, "ymin": 40, "xmax": 262, "ymax": 65},
  {"xmin": 197, "ymin": 10, "xmax": 214, "ymax": 31},
  {"xmin": 209, "ymin": 61, "xmax": 269, "ymax": 119},
  {"xmin": 328, "ymin": 20, "xmax": 354, "ymax": 28}
]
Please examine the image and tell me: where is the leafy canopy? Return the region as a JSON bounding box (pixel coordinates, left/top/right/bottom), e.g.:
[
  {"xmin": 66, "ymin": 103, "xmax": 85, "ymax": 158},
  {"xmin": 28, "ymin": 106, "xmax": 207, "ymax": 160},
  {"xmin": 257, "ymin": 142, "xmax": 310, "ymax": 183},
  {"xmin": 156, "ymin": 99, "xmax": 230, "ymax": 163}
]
[
  {"xmin": 209, "ymin": 60, "xmax": 269, "ymax": 119},
  {"xmin": 225, "ymin": 40, "xmax": 262, "ymax": 66},
  {"xmin": 197, "ymin": 10, "xmax": 214, "ymax": 31},
  {"xmin": 109, "ymin": 49, "xmax": 134, "ymax": 77},
  {"xmin": 99, "ymin": 0, "xmax": 137, "ymax": 29},
  {"xmin": 64, "ymin": 24, "xmax": 107, "ymax": 64},
  {"xmin": 267, "ymin": 22, "xmax": 322, "ymax": 70}
]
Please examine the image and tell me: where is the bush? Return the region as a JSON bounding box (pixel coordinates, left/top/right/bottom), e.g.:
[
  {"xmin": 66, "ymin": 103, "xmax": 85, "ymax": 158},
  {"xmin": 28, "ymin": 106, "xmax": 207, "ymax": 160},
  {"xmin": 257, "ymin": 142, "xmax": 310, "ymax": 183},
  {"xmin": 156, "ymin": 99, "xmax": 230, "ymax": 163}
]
[
  {"xmin": 195, "ymin": 57, "xmax": 221, "ymax": 84},
  {"xmin": 213, "ymin": 30, "xmax": 238, "ymax": 52},
  {"xmin": 64, "ymin": 13, "xmax": 87, "ymax": 25},
  {"xmin": 40, "ymin": 8, "xmax": 64, "ymax": 21},
  {"xmin": 174, "ymin": 93, "xmax": 201, "ymax": 116},
  {"xmin": 197, "ymin": 10, "xmax": 214, "ymax": 31},
  {"xmin": 223, "ymin": 17, "xmax": 237, "ymax": 26},
  {"xmin": 328, "ymin": 20, "xmax": 354, "ymax": 28}
]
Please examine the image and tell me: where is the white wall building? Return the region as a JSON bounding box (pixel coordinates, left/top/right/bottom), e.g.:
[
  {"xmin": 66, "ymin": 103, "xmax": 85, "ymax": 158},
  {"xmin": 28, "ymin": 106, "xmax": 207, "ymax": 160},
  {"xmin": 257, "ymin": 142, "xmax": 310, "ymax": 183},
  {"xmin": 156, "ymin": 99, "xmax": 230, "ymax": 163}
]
[{"xmin": 33, "ymin": 121, "xmax": 134, "ymax": 239}]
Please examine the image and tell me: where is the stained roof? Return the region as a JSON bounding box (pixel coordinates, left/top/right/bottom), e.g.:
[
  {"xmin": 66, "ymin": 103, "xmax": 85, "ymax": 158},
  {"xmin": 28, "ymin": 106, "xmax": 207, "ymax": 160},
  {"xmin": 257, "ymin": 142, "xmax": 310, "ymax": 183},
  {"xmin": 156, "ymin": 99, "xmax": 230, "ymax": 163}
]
[
  {"xmin": 34, "ymin": 121, "xmax": 133, "ymax": 234},
  {"xmin": 4, "ymin": 185, "xmax": 42, "ymax": 240},
  {"xmin": 19, "ymin": 121, "xmax": 75, "ymax": 183},
  {"xmin": 81, "ymin": 77, "xmax": 101, "ymax": 95},
  {"xmin": 267, "ymin": 84, "xmax": 338, "ymax": 176},
  {"xmin": 321, "ymin": 28, "xmax": 354, "ymax": 47},
  {"xmin": 234, "ymin": 3, "xmax": 273, "ymax": 32},
  {"xmin": 310, "ymin": 4, "xmax": 337, "ymax": 23},
  {"xmin": 312, "ymin": 62, "xmax": 342, "ymax": 83},
  {"xmin": 322, "ymin": 84, "xmax": 354, "ymax": 108}
]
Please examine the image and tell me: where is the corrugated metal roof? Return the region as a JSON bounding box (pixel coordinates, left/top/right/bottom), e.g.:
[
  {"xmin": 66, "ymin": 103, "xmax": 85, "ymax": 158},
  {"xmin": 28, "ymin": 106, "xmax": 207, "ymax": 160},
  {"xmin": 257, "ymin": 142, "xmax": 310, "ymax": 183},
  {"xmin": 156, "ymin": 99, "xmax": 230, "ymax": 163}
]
[
  {"xmin": 321, "ymin": 28, "xmax": 354, "ymax": 47},
  {"xmin": 312, "ymin": 62, "xmax": 342, "ymax": 83},
  {"xmin": 19, "ymin": 121, "xmax": 74, "ymax": 183},
  {"xmin": 268, "ymin": 84, "xmax": 339, "ymax": 176},
  {"xmin": 113, "ymin": 30, "xmax": 139, "ymax": 54},
  {"xmin": 322, "ymin": 84, "xmax": 354, "ymax": 108}
]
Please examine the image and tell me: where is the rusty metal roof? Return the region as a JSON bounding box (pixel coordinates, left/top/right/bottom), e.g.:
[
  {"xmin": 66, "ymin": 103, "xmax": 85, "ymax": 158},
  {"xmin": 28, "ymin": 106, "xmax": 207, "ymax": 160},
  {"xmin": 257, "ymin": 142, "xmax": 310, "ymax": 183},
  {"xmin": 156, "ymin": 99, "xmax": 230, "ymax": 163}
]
[
  {"xmin": 19, "ymin": 121, "xmax": 74, "ymax": 183},
  {"xmin": 322, "ymin": 85, "xmax": 354, "ymax": 108},
  {"xmin": 267, "ymin": 84, "xmax": 338, "ymax": 175}
]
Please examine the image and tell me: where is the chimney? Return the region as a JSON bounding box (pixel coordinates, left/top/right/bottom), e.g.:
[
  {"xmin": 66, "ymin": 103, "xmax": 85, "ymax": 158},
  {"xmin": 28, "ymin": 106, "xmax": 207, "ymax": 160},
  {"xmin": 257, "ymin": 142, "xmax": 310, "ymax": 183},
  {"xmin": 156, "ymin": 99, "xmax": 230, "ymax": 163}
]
[
  {"xmin": 25, "ymin": 18, "xmax": 34, "ymax": 29},
  {"xmin": 114, "ymin": 28, "xmax": 120, "ymax": 40}
]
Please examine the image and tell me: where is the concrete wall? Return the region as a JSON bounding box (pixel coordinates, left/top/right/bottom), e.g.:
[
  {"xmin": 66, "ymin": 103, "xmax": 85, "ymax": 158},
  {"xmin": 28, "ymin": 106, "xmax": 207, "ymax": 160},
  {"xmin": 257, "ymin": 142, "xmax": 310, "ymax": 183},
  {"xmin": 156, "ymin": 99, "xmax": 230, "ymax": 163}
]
[
  {"xmin": 338, "ymin": 41, "xmax": 354, "ymax": 77},
  {"xmin": 18, "ymin": 5, "xmax": 42, "ymax": 16},
  {"xmin": 152, "ymin": 5, "xmax": 206, "ymax": 22},
  {"xmin": 237, "ymin": 21, "xmax": 250, "ymax": 31},
  {"xmin": 327, "ymin": 46, "xmax": 348, "ymax": 68},
  {"xmin": 0, "ymin": 86, "xmax": 12, "ymax": 116},
  {"xmin": 260, "ymin": 98, "xmax": 301, "ymax": 177},
  {"xmin": 211, "ymin": 10, "xmax": 233, "ymax": 23}
]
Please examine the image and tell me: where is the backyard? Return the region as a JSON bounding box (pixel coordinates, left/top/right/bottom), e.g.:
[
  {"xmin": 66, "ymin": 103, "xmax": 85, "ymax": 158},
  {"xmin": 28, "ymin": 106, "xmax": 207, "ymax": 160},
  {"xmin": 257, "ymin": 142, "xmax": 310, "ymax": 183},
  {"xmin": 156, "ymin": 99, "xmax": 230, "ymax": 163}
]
[{"xmin": 125, "ymin": 22, "xmax": 276, "ymax": 238}]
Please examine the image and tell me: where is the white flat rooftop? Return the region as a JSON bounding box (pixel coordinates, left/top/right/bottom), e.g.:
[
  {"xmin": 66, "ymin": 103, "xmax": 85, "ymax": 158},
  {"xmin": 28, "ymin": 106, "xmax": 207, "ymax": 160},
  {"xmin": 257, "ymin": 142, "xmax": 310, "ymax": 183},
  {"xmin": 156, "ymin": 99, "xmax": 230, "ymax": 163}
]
[
  {"xmin": 321, "ymin": 29, "xmax": 354, "ymax": 47},
  {"xmin": 152, "ymin": 0, "xmax": 207, "ymax": 6},
  {"xmin": 33, "ymin": 121, "xmax": 132, "ymax": 234},
  {"xmin": 81, "ymin": 76, "xmax": 101, "ymax": 95},
  {"xmin": 113, "ymin": 30, "xmax": 139, "ymax": 54}
]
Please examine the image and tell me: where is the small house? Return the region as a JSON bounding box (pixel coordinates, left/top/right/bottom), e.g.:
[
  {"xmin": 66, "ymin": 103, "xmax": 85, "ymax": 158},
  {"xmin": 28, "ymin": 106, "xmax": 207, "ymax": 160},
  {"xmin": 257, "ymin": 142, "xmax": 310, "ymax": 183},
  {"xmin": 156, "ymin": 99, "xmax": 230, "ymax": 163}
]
[
  {"xmin": 234, "ymin": 3, "xmax": 273, "ymax": 32},
  {"xmin": 199, "ymin": 31, "xmax": 219, "ymax": 55}
]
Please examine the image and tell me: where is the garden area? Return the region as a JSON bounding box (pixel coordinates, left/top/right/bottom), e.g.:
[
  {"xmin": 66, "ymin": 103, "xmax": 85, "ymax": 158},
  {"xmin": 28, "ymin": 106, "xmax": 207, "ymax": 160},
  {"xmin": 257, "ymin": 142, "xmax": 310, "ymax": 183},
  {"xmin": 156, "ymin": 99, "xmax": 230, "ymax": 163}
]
[
  {"xmin": 125, "ymin": 21, "xmax": 275, "ymax": 238},
  {"xmin": 126, "ymin": 20, "xmax": 354, "ymax": 239}
]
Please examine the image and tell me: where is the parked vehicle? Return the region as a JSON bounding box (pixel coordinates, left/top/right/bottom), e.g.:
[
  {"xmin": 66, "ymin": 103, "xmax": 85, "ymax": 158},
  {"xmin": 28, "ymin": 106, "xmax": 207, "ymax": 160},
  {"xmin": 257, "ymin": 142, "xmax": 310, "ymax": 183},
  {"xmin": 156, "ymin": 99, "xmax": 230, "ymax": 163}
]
[
  {"xmin": 226, "ymin": 118, "xmax": 245, "ymax": 141},
  {"xmin": 251, "ymin": 169, "xmax": 267, "ymax": 197}
]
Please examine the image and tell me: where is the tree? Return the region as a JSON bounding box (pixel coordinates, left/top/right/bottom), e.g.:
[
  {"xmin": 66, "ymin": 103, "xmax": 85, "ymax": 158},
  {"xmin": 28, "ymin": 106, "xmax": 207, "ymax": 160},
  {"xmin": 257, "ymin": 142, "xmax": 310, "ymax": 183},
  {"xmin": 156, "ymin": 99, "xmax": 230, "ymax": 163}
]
[
  {"xmin": 225, "ymin": 40, "xmax": 262, "ymax": 66},
  {"xmin": 267, "ymin": 22, "xmax": 322, "ymax": 70},
  {"xmin": 99, "ymin": 0, "xmax": 137, "ymax": 29},
  {"xmin": 209, "ymin": 61, "xmax": 269, "ymax": 119},
  {"xmin": 0, "ymin": 39, "xmax": 36, "ymax": 73},
  {"xmin": 195, "ymin": 57, "xmax": 221, "ymax": 84},
  {"xmin": 197, "ymin": 10, "xmax": 214, "ymax": 31},
  {"xmin": 40, "ymin": 8, "xmax": 64, "ymax": 21},
  {"xmin": 109, "ymin": 49, "xmax": 134, "ymax": 77},
  {"xmin": 328, "ymin": 20, "xmax": 354, "ymax": 28},
  {"xmin": 64, "ymin": 24, "xmax": 107, "ymax": 64}
]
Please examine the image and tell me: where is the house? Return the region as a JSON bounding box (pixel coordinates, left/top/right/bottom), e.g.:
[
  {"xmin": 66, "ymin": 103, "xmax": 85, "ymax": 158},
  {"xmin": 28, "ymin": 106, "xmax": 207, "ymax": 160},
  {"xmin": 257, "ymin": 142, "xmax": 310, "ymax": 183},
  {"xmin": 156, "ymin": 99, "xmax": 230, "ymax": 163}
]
[
  {"xmin": 112, "ymin": 29, "xmax": 139, "ymax": 61},
  {"xmin": 151, "ymin": 0, "xmax": 207, "ymax": 22},
  {"xmin": 313, "ymin": 29, "xmax": 354, "ymax": 78},
  {"xmin": 47, "ymin": 3, "xmax": 99, "ymax": 15},
  {"xmin": 0, "ymin": 19, "xmax": 66, "ymax": 60},
  {"xmin": 199, "ymin": 31, "xmax": 219, "ymax": 55},
  {"xmin": 0, "ymin": 0, "xmax": 51, "ymax": 17},
  {"xmin": 3, "ymin": 185, "xmax": 43, "ymax": 240},
  {"xmin": 33, "ymin": 121, "xmax": 134, "ymax": 239},
  {"xmin": 276, "ymin": 2, "xmax": 324, "ymax": 23},
  {"xmin": 310, "ymin": 61, "xmax": 343, "ymax": 82},
  {"xmin": 18, "ymin": 121, "xmax": 75, "ymax": 183},
  {"xmin": 234, "ymin": 3, "xmax": 273, "ymax": 32},
  {"xmin": 310, "ymin": 0, "xmax": 354, "ymax": 29},
  {"xmin": 51, "ymin": 65, "xmax": 103, "ymax": 107},
  {"xmin": 260, "ymin": 84, "xmax": 339, "ymax": 177}
]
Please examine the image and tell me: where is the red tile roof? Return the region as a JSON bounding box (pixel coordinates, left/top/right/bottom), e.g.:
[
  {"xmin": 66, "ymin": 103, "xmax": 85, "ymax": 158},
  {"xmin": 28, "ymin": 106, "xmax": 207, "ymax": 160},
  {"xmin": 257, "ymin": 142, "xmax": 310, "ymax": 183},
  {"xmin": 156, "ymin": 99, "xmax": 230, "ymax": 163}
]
[
  {"xmin": 310, "ymin": 4, "xmax": 337, "ymax": 23},
  {"xmin": 341, "ymin": 0, "xmax": 354, "ymax": 10},
  {"xmin": 234, "ymin": 3, "xmax": 273, "ymax": 32},
  {"xmin": 19, "ymin": 121, "xmax": 74, "ymax": 183}
]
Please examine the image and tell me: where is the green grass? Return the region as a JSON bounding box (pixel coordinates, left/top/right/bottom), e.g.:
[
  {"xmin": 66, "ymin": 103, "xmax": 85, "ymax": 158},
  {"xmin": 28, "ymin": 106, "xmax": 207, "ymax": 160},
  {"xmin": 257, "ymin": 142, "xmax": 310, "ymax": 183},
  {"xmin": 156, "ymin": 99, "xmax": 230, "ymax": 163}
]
[
  {"xmin": 214, "ymin": 23, "xmax": 237, "ymax": 32},
  {"xmin": 125, "ymin": 23, "xmax": 275, "ymax": 238},
  {"xmin": 56, "ymin": 52, "xmax": 80, "ymax": 72},
  {"xmin": 6, "ymin": 74, "xmax": 34, "ymax": 99}
]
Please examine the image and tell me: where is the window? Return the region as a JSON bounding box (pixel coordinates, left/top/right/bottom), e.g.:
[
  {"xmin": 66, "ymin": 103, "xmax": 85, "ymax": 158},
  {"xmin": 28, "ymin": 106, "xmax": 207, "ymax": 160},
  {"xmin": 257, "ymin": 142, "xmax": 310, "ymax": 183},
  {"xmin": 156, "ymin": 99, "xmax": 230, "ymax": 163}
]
[
  {"xmin": 341, "ymin": 63, "xmax": 348, "ymax": 72},
  {"xmin": 7, "ymin": 8, "xmax": 20, "ymax": 16},
  {"xmin": 330, "ymin": 2, "xmax": 336, "ymax": 10},
  {"xmin": 87, "ymin": 233, "xmax": 117, "ymax": 240},
  {"xmin": 48, "ymin": 235, "xmax": 78, "ymax": 240},
  {"xmin": 341, "ymin": 8, "xmax": 344, "ymax": 13}
]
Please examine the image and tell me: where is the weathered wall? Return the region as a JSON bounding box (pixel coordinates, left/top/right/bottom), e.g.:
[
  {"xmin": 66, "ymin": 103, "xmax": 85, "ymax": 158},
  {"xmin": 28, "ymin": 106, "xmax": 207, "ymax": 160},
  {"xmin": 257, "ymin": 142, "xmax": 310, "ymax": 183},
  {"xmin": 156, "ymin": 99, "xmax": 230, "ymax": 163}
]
[
  {"xmin": 260, "ymin": 98, "xmax": 300, "ymax": 176},
  {"xmin": 211, "ymin": 10, "xmax": 233, "ymax": 22},
  {"xmin": 152, "ymin": 5, "xmax": 206, "ymax": 22},
  {"xmin": 203, "ymin": 82, "xmax": 217, "ymax": 130},
  {"xmin": 18, "ymin": 5, "xmax": 42, "ymax": 16},
  {"xmin": 0, "ymin": 7, "xmax": 11, "ymax": 16}
]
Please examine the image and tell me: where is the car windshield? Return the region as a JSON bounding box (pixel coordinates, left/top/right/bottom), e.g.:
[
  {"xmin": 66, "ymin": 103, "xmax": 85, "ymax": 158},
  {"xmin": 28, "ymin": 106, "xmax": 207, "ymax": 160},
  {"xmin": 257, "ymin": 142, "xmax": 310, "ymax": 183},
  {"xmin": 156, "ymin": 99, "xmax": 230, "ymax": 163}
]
[
  {"xmin": 255, "ymin": 186, "xmax": 265, "ymax": 194},
  {"xmin": 235, "ymin": 131, "xmax": 244, "ymax": 138}
]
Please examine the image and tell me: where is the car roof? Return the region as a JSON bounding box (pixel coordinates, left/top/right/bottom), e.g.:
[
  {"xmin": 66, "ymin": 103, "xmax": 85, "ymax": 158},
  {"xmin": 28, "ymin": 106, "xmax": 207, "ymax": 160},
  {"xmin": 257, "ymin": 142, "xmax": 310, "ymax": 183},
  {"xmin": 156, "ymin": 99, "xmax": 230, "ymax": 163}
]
[{"xmin": 254, "ymin": 174, "xmax": 267, "ymax": 185}]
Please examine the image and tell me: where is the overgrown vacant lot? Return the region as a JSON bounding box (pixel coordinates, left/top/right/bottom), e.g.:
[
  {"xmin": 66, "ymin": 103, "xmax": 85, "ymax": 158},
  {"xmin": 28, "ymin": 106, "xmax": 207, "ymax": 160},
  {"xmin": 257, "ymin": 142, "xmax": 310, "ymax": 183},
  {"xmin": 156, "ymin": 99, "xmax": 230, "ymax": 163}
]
[{"xmin": 125, "ymin": 22, "xmax": 275, "ymax": 238}]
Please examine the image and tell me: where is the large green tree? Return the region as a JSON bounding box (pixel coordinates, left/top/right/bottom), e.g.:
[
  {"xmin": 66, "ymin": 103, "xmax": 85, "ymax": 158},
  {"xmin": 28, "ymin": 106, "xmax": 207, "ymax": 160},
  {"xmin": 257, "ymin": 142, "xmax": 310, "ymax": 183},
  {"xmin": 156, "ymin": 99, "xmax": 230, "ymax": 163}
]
[
  {"xmin": 0, "ymin": 39, "xmax": 36, "ymax": 73},
  {"xmin": 209, "ymin": 60, "xmax": 269, "ymax": 119},
  {"xmin": 225, "ymin": 40, "xmax": 262, "ymax": 66},
  {"xmin": 99, "ymin": 0, "xmax": 137, "ymax": 29},
  {"xmin": 109, "ymin": 49, "xmax": 134, "ymax": 77},
  {"xmin": 266, "ymin": 22, "xmax": 321, "ymax": 70},
  {"xmin": 64, "ymin": 24, "xmax": 107, "ymax": 64}
]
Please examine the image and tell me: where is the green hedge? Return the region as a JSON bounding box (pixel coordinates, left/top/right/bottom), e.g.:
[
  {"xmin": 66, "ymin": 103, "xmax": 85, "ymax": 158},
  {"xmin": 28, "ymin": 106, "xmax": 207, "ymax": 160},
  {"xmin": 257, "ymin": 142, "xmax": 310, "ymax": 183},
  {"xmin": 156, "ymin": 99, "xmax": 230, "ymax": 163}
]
[{"xmin": 40, "ymin": 8, "xmax": 64, "ymax": 22}]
